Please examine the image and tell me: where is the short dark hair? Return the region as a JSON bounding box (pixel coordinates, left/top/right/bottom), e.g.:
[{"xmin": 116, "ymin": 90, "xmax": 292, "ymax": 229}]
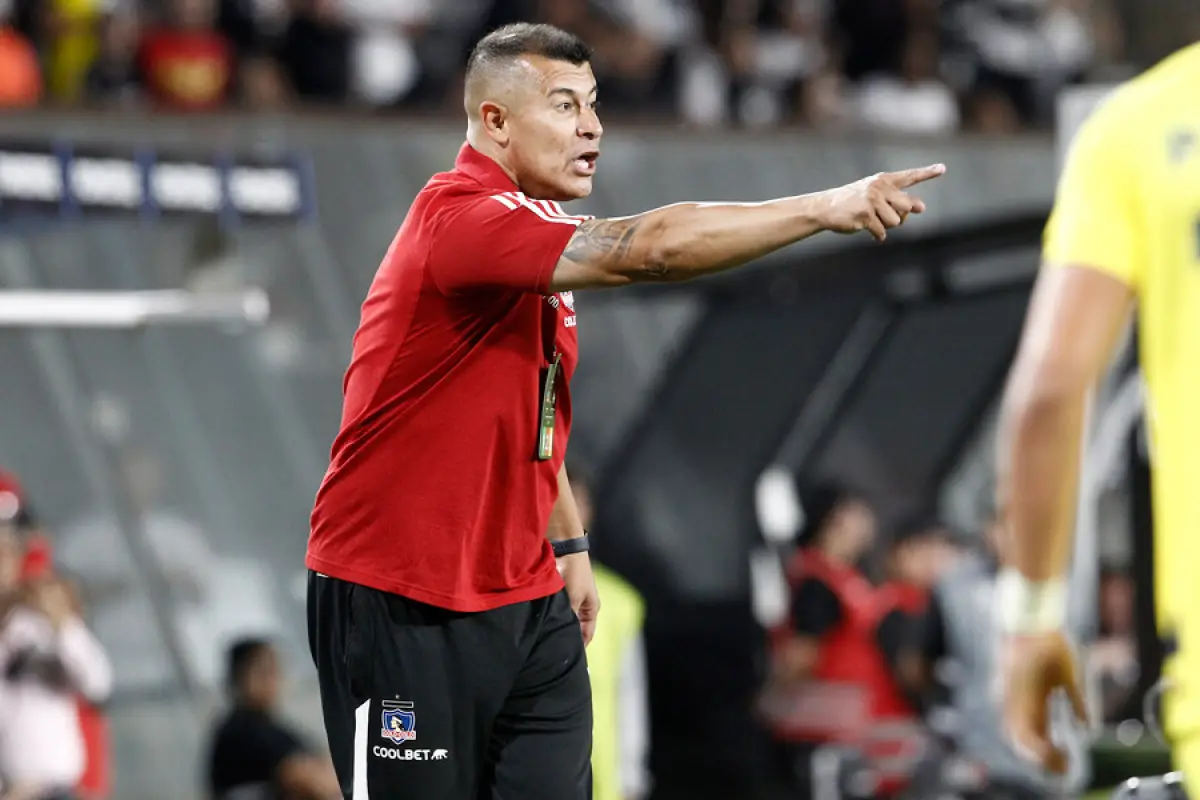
[
  {"xmin": 466, "ymin": 23, "xmax": 592, "ymax": 78},
  {"xmin": 798, "ymin": 481, "xmax": 865, "ymax": 544},
  {"xmin": 227, "ymin": 637, "xmax": 272, "ymax": 692},
  {"xmin": 891, "ymin": 513, "xmax": 952, "ymax": 548}
]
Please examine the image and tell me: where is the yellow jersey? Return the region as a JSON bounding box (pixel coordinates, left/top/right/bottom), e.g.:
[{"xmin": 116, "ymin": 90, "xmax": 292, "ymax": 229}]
[{"xmin": 1044, "ymin": 42, "xmax": 1200, "ymax": 738}]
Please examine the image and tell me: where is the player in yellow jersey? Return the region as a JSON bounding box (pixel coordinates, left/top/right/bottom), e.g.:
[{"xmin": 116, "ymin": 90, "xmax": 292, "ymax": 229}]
[{"xmin": 994, "ymin": 42, "xmax": 1200, "ymax": 795}]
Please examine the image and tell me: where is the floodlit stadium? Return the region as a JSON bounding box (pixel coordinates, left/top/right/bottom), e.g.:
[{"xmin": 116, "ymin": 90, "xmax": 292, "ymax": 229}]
[{"xmin": 0, "ymin": 2, "xmax": 1190, "ymax": 799}]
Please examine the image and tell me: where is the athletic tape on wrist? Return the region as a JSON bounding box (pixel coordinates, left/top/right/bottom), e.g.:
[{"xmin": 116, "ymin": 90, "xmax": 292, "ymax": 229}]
[{"xmin": 995, "ymin": 568, "xmax": 1067, "ymax": 634}]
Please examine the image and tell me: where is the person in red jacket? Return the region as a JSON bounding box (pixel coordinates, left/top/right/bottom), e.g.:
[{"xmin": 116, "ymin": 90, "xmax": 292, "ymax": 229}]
[{"xmin": 762, "ymin": 483, "xmax": 882, "ymax": 798}]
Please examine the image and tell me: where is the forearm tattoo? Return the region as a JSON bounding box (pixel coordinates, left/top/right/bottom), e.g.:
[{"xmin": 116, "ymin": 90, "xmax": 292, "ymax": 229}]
[{"xmin": 561, "ymin": 217, "xmax": 654, "ymax": 273}]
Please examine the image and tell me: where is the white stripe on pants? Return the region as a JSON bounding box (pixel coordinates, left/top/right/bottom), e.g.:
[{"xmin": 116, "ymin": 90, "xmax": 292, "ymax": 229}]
[{"xmin": 354, "ymin": 700, "xmax": 371, "ymax": 799}]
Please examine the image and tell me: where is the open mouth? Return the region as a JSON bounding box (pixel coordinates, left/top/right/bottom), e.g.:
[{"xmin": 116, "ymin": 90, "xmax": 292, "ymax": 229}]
[{"xmin": 573, "ymin": 151, "xmax": 599, "ymax": 174}]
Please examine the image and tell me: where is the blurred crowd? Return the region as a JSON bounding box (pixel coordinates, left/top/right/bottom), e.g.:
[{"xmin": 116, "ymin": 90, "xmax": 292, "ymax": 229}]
[
  {"xmin": 0, "ymin": 0, "xmax": 1127, "ymax": 132},
  {"xmin": 755, "ymin": 482, "xmax": 1139, "ymax": 799}
]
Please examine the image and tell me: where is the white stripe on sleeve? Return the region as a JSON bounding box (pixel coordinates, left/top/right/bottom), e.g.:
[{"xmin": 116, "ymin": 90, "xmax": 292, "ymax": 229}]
[
  {"xmin": 489, "ymin": 194, "xmax": 519, "ymax": 210},
  {"xmin": 544, "ymin": 199, "xmax": 593, "ymax": 222},
  {"xmin": 488, "ymin": 192, "xmax": 593, "ymax": 226}
]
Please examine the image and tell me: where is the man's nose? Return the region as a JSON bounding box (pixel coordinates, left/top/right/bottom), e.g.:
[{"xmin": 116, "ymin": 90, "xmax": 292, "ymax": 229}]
[{"xmin": 578, "ymin": 111, "xmax": 602, "ymax": 140}]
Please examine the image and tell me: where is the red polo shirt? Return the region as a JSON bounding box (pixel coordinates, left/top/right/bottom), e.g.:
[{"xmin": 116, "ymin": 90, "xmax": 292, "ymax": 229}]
[{"xmin": 306, "ymin": 143, "xmax": 588, "ymax": 612}]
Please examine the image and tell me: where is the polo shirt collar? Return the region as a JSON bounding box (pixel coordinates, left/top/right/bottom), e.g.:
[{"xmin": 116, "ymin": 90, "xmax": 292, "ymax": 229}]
[{"xmin": 455, "ymin": 143, "xmax": 518, "ymax": 191}]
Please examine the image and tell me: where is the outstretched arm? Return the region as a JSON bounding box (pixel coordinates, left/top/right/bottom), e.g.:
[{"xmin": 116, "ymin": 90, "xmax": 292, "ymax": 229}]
[{"xmin": 549, "ymin": 164, "xmax": 946, "ymax": 291}]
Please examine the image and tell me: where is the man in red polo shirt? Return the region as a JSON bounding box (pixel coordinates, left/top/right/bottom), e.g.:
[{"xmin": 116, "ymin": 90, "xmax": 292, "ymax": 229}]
[{"xmin": 306, "ymin": 22, "xmax": 945, "ymax": 799}]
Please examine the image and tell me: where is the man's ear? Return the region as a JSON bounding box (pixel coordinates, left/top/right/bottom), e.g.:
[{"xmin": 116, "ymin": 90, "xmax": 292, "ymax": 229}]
[{"xmin": 480, "ymin": 101, "xmax": 510, "ymax": 145}]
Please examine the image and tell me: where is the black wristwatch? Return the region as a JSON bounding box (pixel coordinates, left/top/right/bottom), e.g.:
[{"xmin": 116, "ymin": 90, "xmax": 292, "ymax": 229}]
[{"xmin": 552, "ymin": 534, "xmax": 590, "ymax": 558}]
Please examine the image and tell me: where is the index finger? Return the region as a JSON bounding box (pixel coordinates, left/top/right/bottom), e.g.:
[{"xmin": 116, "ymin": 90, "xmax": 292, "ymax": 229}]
[{"xmin": 887, "ymin": 163, "xmax": 947, "ymax": 189}]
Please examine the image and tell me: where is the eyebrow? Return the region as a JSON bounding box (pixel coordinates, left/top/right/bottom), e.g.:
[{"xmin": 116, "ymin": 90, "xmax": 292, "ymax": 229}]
[{"xmin": 548, "ymin": 85, "xmax": 599, "ymax": 100}]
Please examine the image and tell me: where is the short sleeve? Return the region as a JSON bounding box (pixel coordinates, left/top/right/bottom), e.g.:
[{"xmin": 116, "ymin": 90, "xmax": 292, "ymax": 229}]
[
  {"xmin": 428, "ymin": 192, "xmax": 591, "ymax": 294},
  {"xmin": 790, "ymin": 578, "xmax": 843, "ymax": 637},
  {"xmin": 234, "ymin": 716, "xmax": 305, "ymax": 776},
  {"xmin": 1043, "ymin": 95, "xmax": 1142, "ymax": 290}
]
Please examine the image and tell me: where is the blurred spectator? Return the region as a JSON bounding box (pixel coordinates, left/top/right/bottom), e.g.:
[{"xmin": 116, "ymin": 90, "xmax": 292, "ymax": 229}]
[
  {"xmin": 214, "ymin": 0, "xmax": 286, "ymax": 107},
  {"xmin": 853, "ymin": 26, "xmax": 960, "ymax": 135},
  {"xmin": 878, "ymin": 517, "xmax": 960, "ymax": 695},
  {"xmin": 853, "ymin": 518, "xmax": 960, "ymax": 796},
  {"xmin": 912, "ymin": 516, "xmax": 1090, "ymax": 797},
  {"xmin": 0, "ymin": 526, "xmax": 113, "ymax": 800},
  {"xmin": 775, "ymin": 485, "xmax": 878, "ymax": 682},
  {"xmin": 829, "ymin": 0, "xmax": 931, "ymax": 83},
  {"xmin": 217, "ymin": 0, "xmax": 285, "ymax": 59},
  {"xmin": 0, "ymin": 0, "xmax": 41, "ymax": 108},
  {"xmin": 83, "ymin": 7, "xmax": 141, "ymax": 106},
  {"xmin": 207, "ymin": 637, "xmax": 340, "ymax": 800},
  {"xmin": 1091, "ymin": 565, "xmax": 1137, "ymax": 722},
  {"xmin": 580, "ymin": 0, "xmax": 673, "ymax": 113},
  {"xmin": 275, "ymin": 0, "xmax": 351, "ymax": 103},
  {"xmin": 601, "ymin": 0, "xmax": 693, "ymax": 111},
  {"xmin": 138, "ymin": 0, "xmax": 234, "ymax": 111},
  {"xmin": 759, "ymin": 483, "xmax": 881, "ymax": 797},
  {"xmin": 43, "ymin": 0, "xmax": 113, "ymax": 103},
  {"xmin": 567, "ymin": 464, "xmax": 651, "ymax": 800},
  {"xmin": 941, "ymin": 0, "xmax": 1097, "ymax": 127},
  {"xmin": 338, "ymin": 0, "xmax": 432, "ymax": 108},
  {"xmin": 726, "ymin": 0, "xmax": 828, "ymax": 127}
]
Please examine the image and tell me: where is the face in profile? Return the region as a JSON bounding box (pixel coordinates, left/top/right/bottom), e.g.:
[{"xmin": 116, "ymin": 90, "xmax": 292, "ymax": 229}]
[{"xmin": 503, "ymin": 56, "xmax": 602, "ymax": 201}]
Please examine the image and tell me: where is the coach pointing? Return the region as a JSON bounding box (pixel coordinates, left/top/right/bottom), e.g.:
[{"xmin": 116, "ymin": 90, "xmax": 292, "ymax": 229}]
[{"xmin": 305, "ymin": 21, "xmax": 945, "ymax": 800}]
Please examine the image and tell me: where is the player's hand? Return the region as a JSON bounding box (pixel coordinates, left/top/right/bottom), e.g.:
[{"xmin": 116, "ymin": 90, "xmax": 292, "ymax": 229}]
[
  {"xmin": 820, "ymin": 164, "xmax": 946, "ymax": 242},
  {"xmin": 999, "ymin": 629, "xmax": 1089, "ymax": 775},
  {"xmin": 557, "ymin": 551, "xmax": 600, "ymax": 646}
]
